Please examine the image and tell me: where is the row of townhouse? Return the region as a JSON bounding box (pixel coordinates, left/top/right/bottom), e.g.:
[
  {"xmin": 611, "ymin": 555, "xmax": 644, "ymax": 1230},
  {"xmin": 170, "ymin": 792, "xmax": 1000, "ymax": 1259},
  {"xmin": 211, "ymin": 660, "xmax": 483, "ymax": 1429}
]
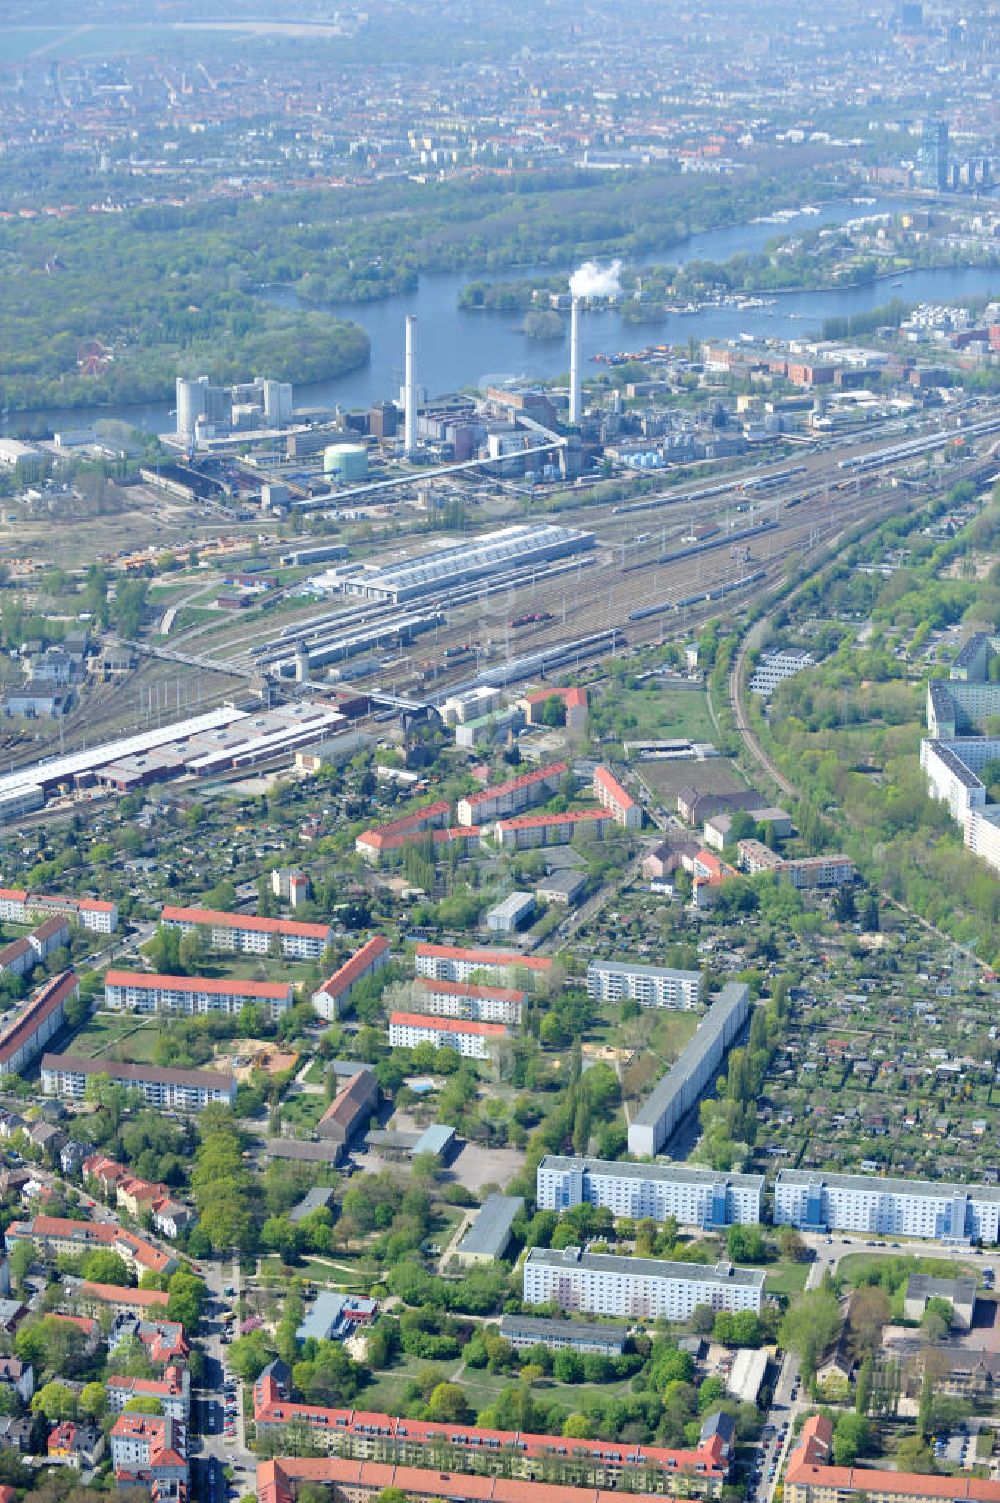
[
  {"xmin": 160, "ymin": 905, "xmax": 331, "ymax": 960},
  {"xmin": 5, "ymin": 1214, "xmax": 176, "ymax": 1277},
  {"xmin": 41, "ymin": 1052, "xmax": 237, "ymax": 1111},
  {"xmin": 0, "ymin": 887, "xmax": 117, "ymax": 933},
  {"xmin": 388, "ymin": 1011, "xmax": 507, "ymax": 1061},
  {"xmin": 312, "ymin": 935, "xmax": 391, "ymax": 1021},
  {"xmin": 0, "ymin": 914, "xmax": 70, "ymax": 980},
  {"xmin": 104, "ymin": 969, "xmax": 293, "ymax": 1019},
  {"xmin": 536, "ymin": 1157, "xmax": 765, "ymax": 1228},
  {"xmin": 456, "ymin": 761, "xmax": 568, "ymax": 827},
  {"xmin": 83, "ymin": 1155, "xmax": 194, "ymax": 1240},
  {"xmin": 0, "ymin": 971, "xmax": 79, "ymax": 1077},
  {"xmin": 413, "ymin": 978, "xmax": 525, "ymax": 1026},
  {"xmin": 585, "ymin": 959, "xmax": 703, "ymax": 1011},
  {"xmin": 522, "ymin": 1247, "xmax": 765, "ymax": 1321},
  {"xmin": 251, "ymin": 1375, "xmax": 732, "ymax": 1492},
  {"xmin": 414, "ymin": 943, "xmax": 552, "ymax": 990}
]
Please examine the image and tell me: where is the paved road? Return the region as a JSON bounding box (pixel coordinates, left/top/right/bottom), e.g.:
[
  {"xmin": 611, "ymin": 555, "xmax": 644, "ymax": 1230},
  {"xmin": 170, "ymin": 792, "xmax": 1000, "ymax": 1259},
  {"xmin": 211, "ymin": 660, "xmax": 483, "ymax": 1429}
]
[{"xmin": 196, "ymin": 1254, "xmax": 255, "ymax": 1498}]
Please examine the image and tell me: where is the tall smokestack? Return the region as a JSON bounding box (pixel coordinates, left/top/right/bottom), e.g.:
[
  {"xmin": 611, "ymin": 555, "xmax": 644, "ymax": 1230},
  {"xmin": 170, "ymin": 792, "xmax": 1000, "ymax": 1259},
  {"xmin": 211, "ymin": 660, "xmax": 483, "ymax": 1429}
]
[
  {"xmin": 569, "ymin": 297, "xmax": 581, "ymax": 425},
  {"xmin": 404, "ymin": 314, "xmax": 417, "ymax": 457}
]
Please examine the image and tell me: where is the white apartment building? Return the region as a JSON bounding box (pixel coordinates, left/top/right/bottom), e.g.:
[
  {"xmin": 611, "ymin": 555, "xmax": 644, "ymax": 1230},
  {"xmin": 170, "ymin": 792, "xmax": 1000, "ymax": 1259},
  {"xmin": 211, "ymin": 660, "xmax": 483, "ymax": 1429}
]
[
  {"xmin": 413, "ymin": 943, "xmax": 552, "ymax": 989},
  {"xmin": 41, "ymin": 1053, "xmax": 237, "ymax": 1111},
  {"xmin": 387, "ymin": 1011, "xmax": 506, "ymax": 1060},
  {"xmin": 161, "ymin": 905, "xmax": 331, "ymax": 960},
  {"xmin": 749, "ymin": 648, "xmax": 815, "ymax": 696},
  {"xmin": 965, "ymin": 808, "xmax": 1000, "ymax": 874},
  {"xmin": 104, "ymin": 970, "xmax": 292, "ymax": 1018},
  {"xmin": 456, "ymin": 761, "xmax": 567, "ymax": 827},
  {"xmin": 774, "ymin": 1169, "xmax": 1000, "ymax": 1244},
  {"xmin": 414, "ymin": 978, "xmax": 524, "ymax": 1026},
  {"xmin": 523, "ymin": 1247, "xmax": 764, "ymax": 1320},
  {"xmin": 586, "ymin": 959, "xmax": 703, "ymax": 1011},
  {"xmin": 0, "ymin": 887, "xmax": 117, "ymax": 934},
  {"xmin": 536, "ymin": 1157, "xmax": 764, "ymax": 1227},
  {"xmin": 782, "ymin": 855, "xmax": 856, "ymax": 889}
]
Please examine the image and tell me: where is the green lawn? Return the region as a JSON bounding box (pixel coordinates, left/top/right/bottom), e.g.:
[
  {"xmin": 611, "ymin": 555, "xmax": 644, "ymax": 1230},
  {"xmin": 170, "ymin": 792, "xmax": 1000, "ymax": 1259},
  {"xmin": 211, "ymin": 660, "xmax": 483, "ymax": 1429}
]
[
  {"xmin": 598, "ymin": 682, "xmax": 716, "ymax": 746},
  {"xmin": 764, "ymin": 1261, "xmax": 810, "ymax": 1297},
  {"xmin": 67, "ymin": 1013, "xmax": 161, "ymax": 1062},
  {"xmin": 837, "ymin": 1252, "xmax": 976, "ymax": 1287}
]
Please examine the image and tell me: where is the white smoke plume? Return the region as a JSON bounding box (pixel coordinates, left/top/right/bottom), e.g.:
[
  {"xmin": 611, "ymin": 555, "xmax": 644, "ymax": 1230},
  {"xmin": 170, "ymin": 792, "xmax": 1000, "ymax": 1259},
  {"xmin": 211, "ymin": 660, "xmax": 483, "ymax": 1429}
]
[{"xmin": 570, "ymin": 258, "xmax": 622, "ymax": 299}]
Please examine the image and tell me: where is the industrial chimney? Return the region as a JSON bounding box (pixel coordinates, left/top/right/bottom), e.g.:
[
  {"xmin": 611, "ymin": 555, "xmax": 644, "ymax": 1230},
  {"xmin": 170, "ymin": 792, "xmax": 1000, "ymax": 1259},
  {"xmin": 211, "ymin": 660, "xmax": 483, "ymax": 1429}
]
[
  {"xmin": 569, "ymin": 298, "xmax": 581, "ymax": 425},
  {"xmin": 404, "ymin": 314, "xmax": 417, "ymax": 456}
]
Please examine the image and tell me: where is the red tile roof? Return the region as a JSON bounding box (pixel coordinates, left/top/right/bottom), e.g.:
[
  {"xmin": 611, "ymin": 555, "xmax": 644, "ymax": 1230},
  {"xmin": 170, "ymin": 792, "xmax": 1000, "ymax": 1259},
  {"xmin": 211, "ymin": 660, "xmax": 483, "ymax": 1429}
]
[
  {"xmin": 593, "ymin": 765, "xmax": 636, "ymax": 813},
  {"xmin": 415, "ymin": 942, "xmax": 552, "ymax": 971},
  {"xmin": 390, "ymin": 1011, "xmax": 507, "ymax": 1038},
  {"xmin": 415, "ymin": 978, "xmax": 526, "ymax": 1004},
  {"xmin": 78, "ymin": 1282, "xmax": 170, "ymax": 1309},
  {"xmin": 786, "ymin": 1416, "xmax": 1000, "ymax": 1501},
  {"xmin": 161, "ymin": 905, "xmax": 329, "ymax": 940},
  {"xmin": 495, "ymin": 809, "xmax": 609, "ymax": 830},
  {"xmin": 524, "ymin": 685, "xmax": 588, "ymax": 708},
  {"xmin": 260, "ymin": 1456, "xmax": 637, "ymax": 1503},
  {"xmin": 317, "ymin": 936, "xmax": 391, "ymax": 999},
  {"xmin": 105, "ymin": 969, "xmax": 292, "ymax": 1000},
  {"xmin": 463, "ymin": 761, "xmax": 568, "ymax": 808},
  {"xmin": 0, "ymin": 971, "xmax": 77, "ymax": 1065}
]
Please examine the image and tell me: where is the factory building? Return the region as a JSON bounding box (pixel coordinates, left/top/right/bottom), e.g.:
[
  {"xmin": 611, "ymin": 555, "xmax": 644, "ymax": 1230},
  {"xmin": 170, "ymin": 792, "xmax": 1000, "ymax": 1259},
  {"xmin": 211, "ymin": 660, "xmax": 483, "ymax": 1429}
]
[
  {"xmin": 536, "ymin": 1157, "xmax": 764, "ymax": 1228},
  {"xmin": 586, "ymin": 959, "xmax": 704, "ymax": 1011},
  {"xmin": 486, "ymin": 891, "xmax": 535, "ymax": 934},
  {"xmin": 523, "ymin": 1247, "xmax": 764, "ymax": 1320},
  {"xmin": 340, "ymin": 524, "xmax": 594, "ymax": 605},
  {"xmin": 627, "ymin": 983, "xmax": 750, "ymax": 1156},
  {"xmin": 773, "ymin": 1169, "xmax": 1000, "ymax": 1244}
]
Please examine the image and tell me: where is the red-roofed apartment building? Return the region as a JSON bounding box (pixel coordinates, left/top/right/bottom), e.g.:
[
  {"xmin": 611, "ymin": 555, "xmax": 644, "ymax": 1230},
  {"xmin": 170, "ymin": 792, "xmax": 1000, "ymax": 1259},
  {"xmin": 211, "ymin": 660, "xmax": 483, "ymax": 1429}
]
[
  {"xmin": 161, "ymin": 906, "xmax": 331, "ymax": 960},
  {"xmin": 104, "ymin": 969, "xmax": 293, "ymax": 1018},
  {"xmin": 0, "ymin": 888, "xmax": 117, "ymax": 933},
  {"xmin": 522, "ymin": 684, "xmax": 588, "ymax": 734},
  {"xmin": 251, "ymin": 1378, "xmax": 729, "ymax": 1492},
  {"xmin": 110, "ymin": 1411, "xmax": 187, "ymax": 1493},
  {"xmin": 4, "ymin": 1214, "xmax": 175, "ymax": 1277},
  {"xmin": 354, "ymin": 799, "xmax": 450, "ymax": 864},
  {"xmin": 785, "ymin": 1414, "xmax": 1000, "ymax": 1503},
  {"xmin": 414, "ymin": 977, "xmax": 525, "ymax": 1026},
  {"xmin": 456, "ymin": 761, "xmax": 567, "ymax": 827},
  {"xmin": 491, "ymin": 808, "xmax": 612, "ymax": 851},
  {"xmin": 312, "ymin": 935, "xmax": 390, "ymax": 1022},
  {"xmin": 388, "ymin": 1011, "xmax": 507, "ymax": 1060},
  {"xmin": 414, "ymin": 943, "xmax": 553, "ymax": 989},
  {"xmin": 259, "ymin": 1456, "xmax": 655, "ymax": 1503},
  {"xmin": 0, "ymin": 971, "xmax": 78, "ymax": 1076},
  {"xmin": 593, "ymin": 766, "xmax": 642, "ymax": 829}
]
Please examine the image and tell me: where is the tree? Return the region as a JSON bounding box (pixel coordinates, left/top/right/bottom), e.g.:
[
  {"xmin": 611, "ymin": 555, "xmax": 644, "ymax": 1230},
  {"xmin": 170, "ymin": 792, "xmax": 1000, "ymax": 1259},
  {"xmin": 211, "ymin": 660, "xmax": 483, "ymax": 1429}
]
[
  {"xmin": 848, "ymin": 1285, "xmax": 891, "ymax": 1356},
  {"xmin": 125, "ymin": 1396, "xmax": 163, "ymax": 1414},
  {"xmin": 553, "ymin": 1350, "xmax": 584, "ymax": 1384},
  {"xmin": 562, "ymin": 1413, "xmax": 592, "ymax": 1438},
  {"xmin": 167, "ymin": 1270, "xmax": 207, "ymax": 1335},
  {"xmin": 79, "ymin": 1382, "xmax": 108, "ymax": 1420},
  {"xmin": 832, "ymin": 1412, "xmax": 869, "ymax": 1466},
  {"xmin": 896, "ymin": 1435, "xmax": 936, "ymax": 1472},
  {"xmin": 31, "ymin": 1382, "xmax": 77, "ymax": 1421},
  {"xmin": 9, "ymin": 1240, "xmax": 34, "ymax": 1291},
  {"xmin": 228, "ymin": 1331, "xmax": 274, "ymax": 1383},
  {"xmin": 779, "ymin": 1287, "xmax": 842, "ymax": 1372},
  {"xmin": 425, "ymin": 1382, "xmax": 470, "ymax": 1424},
  {"xmin": 81, "ymin": 1249, "xmax": 131, "ymax": 1286}
]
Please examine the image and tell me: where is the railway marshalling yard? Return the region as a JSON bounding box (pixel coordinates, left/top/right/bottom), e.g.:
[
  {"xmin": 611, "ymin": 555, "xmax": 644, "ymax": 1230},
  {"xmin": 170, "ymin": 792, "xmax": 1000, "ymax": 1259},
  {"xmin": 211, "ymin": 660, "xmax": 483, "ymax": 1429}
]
[{"xmin": 6, "ymin": 401, "xmax": 1000, "ymax": 776}]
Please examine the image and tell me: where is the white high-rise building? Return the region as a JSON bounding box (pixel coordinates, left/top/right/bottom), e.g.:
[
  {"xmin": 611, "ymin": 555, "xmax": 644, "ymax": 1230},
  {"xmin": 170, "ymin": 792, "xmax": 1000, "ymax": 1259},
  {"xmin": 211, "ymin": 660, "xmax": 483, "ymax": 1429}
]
[
  {"xmin": 536, "ymin": 1157, "xmax": 764, "ymax": 1227},
  {"xmin": 523, "ymin": 1247, "xmax": 764, "ymax": 1320},
  {"xmin": 774, "ymin": 1169, "xmax": 1000, "ymax": 1244}
]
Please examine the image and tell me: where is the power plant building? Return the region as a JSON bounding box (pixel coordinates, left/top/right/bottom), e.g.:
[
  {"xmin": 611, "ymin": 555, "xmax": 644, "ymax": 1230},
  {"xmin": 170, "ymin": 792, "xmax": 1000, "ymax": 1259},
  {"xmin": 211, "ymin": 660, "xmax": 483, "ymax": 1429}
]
[
  {"xmin": 340, "ymin": 524, "xmax": 594, "ymax": 605},
  {"xmin": 627, "ymin": 983, "xmax": 750, "ymax": 1156},
  {"xmin": 536, "ymin": 1157, "xmax": 764, "ymax": 1228}
]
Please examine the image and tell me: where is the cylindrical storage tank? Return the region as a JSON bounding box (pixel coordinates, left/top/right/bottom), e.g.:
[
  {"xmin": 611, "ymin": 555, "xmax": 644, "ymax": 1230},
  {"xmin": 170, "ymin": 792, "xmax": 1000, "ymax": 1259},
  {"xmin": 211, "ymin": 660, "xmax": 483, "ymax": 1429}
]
[{"xmin": 323, "ymin": 442, "xmax": 369, "ymax": 482}]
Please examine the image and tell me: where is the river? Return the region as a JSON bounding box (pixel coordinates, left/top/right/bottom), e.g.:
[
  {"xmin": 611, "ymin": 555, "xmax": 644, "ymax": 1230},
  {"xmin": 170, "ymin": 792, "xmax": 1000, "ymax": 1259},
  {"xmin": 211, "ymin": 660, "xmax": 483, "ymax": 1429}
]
[{"xmin": 10, "ymin": 196, "xmax": 999, "ymax": 436}]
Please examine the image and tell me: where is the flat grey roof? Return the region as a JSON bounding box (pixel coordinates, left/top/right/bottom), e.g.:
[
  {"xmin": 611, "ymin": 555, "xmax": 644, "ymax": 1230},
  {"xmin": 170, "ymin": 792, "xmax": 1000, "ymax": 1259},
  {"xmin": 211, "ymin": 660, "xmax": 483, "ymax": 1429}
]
[
  {"xmin": 412, "ymin": 1122, "xmax": 456, "ymax": 1156},
  {"xmin": 539, "ymin": 1155, "xmax": 764, "ymax": 1192},
  {"xmin": 775, "ymin": 1167, "xmax": 1000, "ymax": 1204},
  {"xmin": 456, "ymin": 1194, "xmax": 524, "ymax": 1258},
  {"xmin": 487, "ymin": 892, "xmax": 534, "ymax": 921},
  {"xmin": 296, "ymin": 1290, "xmax": 346, "ymax": 1343},
  {"xmin": 632, "ymin": 983, "xmax": 749, "ymax": 1131},
  {"xmin": 289, "ymin": 1186, "xmax": 335, "ymax": 1224},
  {"xmin": 906, "ymin": 1274, "xmax": 976, "ymax": 1300},
  {"xmin": 587, "ymin": 959, "xmax": 701, "ymax": 984},
  {"xmin": 525, "ymin": 1247, "xmax": 765, "ymax": 1289},
  {"xmin": 498, "ymin": 1314, "xmax": 628, "ymax": 1344}
]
